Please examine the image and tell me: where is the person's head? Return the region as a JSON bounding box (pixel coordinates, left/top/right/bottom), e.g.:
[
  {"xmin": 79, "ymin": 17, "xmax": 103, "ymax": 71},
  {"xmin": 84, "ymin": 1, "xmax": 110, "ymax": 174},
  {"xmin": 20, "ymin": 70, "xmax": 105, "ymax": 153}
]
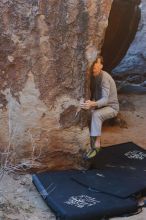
[{"xmin": 92, "ymin": 56, "xmax": 103, "ymax": 77}]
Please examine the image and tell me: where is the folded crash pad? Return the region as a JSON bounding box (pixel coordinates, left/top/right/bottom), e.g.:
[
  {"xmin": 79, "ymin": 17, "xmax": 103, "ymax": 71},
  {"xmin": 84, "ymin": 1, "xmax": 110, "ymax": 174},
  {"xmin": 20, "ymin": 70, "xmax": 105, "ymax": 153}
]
[{"xmin": 32, "ymin": 170, "xmax": 138, "ymax": 220}]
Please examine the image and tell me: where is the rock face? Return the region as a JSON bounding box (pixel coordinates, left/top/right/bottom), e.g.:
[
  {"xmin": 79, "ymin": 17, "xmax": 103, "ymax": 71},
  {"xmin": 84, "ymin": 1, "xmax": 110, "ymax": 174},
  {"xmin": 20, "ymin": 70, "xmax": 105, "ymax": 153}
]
[
  {"xmin": 101, "ymin": 0, "xmax": 141, "ymax": 72},
  {"xmin": 0, "ymin": 0, "xmax": 113, "ymax": 172},
  {"xmin": 113, "ymin": 0, "xmax": 146, "ymax": 87}
]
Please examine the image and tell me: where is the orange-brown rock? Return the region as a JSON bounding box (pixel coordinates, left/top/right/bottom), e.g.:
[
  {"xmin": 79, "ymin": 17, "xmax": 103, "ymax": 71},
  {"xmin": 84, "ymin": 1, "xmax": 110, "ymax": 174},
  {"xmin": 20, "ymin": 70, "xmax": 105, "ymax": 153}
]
[{"xmin": 0, "ymin": 0, "xmax": 113, "ymax": 172}]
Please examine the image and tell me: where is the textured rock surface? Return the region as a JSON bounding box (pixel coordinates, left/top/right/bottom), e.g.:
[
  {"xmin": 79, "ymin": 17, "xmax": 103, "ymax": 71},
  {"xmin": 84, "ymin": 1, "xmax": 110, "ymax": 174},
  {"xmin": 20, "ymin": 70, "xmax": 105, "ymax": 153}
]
[
  {"xmin": 113, "ymin": 0, "xmax": 146, "ymax": 86},
  {"xmin": 101, "ymin": 0, "xmax": 141, "ymax": 72},
  {"xmin": 0, "ymin": 0, "xmax": 113, "ymax": 171}
]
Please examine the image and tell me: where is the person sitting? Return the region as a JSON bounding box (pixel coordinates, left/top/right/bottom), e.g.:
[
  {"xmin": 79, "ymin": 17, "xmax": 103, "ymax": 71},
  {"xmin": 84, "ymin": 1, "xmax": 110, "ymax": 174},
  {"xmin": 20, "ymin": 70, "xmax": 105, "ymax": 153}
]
[{"xmin": 81, "ymin": 55, "xmax": 119, "ymax": 159}]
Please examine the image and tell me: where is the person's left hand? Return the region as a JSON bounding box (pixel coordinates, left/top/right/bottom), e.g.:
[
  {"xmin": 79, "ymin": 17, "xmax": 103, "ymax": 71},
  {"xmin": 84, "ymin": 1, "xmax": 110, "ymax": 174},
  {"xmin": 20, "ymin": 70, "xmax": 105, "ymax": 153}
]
[{"xmin": 80, "ymin": 100, "xmax": 96, "ymax": 110}]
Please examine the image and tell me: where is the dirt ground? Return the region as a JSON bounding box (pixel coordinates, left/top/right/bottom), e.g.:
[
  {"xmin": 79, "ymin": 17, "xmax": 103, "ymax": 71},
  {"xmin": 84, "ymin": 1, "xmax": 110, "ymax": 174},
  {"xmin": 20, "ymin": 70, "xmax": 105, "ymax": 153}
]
[
  {"xmin": 102, "ymin": 94, "xmax": 146, "ymax": 150},
  {"xmin": 0, "ymin": 94, "xmax": 146, "ymax": 220}
]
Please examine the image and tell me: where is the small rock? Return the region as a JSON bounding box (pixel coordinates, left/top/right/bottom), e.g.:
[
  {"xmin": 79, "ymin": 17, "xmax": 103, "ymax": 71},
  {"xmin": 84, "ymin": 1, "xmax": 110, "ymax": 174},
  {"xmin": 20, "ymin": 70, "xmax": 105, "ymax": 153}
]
[
  {"xmin": 7, "ymin": 55, "xmax": 14, "ymax": 63},
  {"xmin": 141, "ymin": 80, "xmax": 146, "ymax": 87},
  {"xmin": 127, "ymin": 75, "xmax": 143, "ymax": 84}
]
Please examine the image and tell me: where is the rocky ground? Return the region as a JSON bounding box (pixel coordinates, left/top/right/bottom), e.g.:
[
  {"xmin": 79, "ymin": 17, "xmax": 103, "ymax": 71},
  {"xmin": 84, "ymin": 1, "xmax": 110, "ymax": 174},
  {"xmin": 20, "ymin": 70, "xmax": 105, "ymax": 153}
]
[{"xmin": 0, "ymin": 94, "xmax": 146, "ymax": 220}]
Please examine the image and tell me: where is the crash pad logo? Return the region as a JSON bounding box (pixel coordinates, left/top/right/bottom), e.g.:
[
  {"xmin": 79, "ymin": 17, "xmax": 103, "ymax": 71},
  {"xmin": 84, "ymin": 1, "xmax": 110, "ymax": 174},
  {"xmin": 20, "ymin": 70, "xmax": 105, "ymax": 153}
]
[
  {"xmin": 64, "ymin": 195, "xmax": 100, "ymax": 208},
  {"xmin": 125, "ymin": 150, "xmax": 146, "ymax": 160}
]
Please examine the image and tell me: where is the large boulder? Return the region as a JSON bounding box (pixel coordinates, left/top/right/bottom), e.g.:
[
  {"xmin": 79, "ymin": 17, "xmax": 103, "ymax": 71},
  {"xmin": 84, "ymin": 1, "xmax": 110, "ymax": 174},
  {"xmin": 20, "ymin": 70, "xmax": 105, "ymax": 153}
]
[{"xmin": 0, "ymin": 0, "xmax": 113, "ymax": 172}]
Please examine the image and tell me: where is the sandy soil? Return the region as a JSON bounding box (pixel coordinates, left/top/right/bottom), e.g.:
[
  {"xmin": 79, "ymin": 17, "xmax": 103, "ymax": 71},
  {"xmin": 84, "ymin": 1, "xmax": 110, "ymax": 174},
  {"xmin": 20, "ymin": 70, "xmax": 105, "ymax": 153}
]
[
  {"xmin": 0, "ymin": 94, "xmax": 146, "ymax": 220},
  {"xmin": 0, "ymin": 173, "xmax": 56, "ymax": 220}
]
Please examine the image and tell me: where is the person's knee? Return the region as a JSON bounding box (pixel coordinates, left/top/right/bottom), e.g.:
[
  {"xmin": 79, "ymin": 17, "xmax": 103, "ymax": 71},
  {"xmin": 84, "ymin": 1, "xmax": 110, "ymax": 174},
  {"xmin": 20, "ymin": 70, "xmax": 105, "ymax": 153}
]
[
  {"xmin": 113, "ymin": 110, "xmax": 118, "ymax": 118},
  {"xmin": 92, "ymin": 110, "xmax": 102, "ymax": 120}
]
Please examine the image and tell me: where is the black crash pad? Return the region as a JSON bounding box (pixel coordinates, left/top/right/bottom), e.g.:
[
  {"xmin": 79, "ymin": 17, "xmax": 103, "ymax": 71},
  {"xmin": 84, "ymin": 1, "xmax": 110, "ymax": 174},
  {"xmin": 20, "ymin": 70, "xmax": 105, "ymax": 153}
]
[
  {"xmin": 91, "ymin": 142, "xmax": 146, "ymax": 170},
  {"xmin": 32, "ymin": 170, "xmax": 138, "ymax": 220},
  {"xmin": 72, "ymin": 167, "xmax": 146, "ymax": 198}
]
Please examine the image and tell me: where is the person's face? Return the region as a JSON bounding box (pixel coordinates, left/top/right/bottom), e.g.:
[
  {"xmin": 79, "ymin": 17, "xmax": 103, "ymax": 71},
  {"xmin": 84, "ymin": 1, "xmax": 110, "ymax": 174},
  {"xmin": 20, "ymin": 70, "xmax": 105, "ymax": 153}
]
[{"xmin": 93, "ymin": 58, "xmax": 103, "ymax": 76}]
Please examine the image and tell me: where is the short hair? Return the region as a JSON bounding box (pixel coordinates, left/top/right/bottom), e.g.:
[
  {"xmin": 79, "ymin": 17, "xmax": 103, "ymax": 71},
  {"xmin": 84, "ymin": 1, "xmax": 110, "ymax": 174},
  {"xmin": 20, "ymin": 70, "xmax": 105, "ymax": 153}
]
[{"xmin": 90, "ymin": 55, "xmax": 104, "ymax": 75}]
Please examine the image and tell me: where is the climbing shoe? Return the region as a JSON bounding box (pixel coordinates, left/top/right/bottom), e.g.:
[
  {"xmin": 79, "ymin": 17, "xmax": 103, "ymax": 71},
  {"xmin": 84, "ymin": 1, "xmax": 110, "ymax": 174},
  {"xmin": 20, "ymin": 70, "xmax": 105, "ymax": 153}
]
[{"xmin": 84, "ymin": 147, "xmax": 101, "ymax": 160}]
